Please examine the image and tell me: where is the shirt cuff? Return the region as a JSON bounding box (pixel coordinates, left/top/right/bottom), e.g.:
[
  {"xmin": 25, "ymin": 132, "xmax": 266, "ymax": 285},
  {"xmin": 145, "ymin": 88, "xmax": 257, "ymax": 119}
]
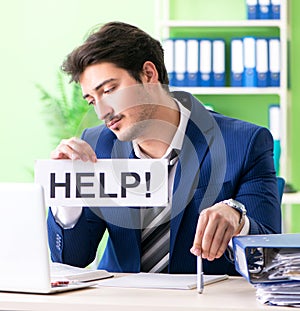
[
  {"xmin": 239, "ymin": 215, "xmax": 250, "ymax": 236},
  {"xmin": 228, "ymin": 216, "xmax": 250, "ymax": 250},
  {"xmin": 51, "ymin": 206, "xmax": 82, "ymax": 229}
]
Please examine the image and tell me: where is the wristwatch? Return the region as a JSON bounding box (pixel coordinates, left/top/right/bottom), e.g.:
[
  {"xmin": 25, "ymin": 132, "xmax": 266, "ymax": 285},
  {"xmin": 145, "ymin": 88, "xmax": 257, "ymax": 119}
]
[{"xmin": 222, "ymin": 199, "xmax": 247, "ymax": 224}]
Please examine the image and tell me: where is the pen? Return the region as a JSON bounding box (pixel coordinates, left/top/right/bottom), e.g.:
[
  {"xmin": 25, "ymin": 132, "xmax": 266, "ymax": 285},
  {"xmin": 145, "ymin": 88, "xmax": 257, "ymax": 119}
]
[{"xmin": 197, "ymin": 255, "xmax": 204, "ymax": 294}]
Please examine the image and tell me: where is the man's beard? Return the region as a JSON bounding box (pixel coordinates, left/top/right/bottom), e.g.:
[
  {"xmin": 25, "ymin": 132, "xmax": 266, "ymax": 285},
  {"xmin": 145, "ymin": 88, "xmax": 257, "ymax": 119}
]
[{"xmin": 112, "ymin": 104, "xmax": 158, "ymax": 142}]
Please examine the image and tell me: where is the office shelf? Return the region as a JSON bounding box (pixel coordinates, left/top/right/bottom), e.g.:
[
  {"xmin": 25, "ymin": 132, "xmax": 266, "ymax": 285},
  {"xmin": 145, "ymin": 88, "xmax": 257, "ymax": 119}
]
[
  {"xmin": 282, "ymin": 192, "xmax": 300, "ymax": 205},
  {"xmin": 157, "ymin": 0, "xmax": 290, "ymax": 188},
  {"xmin": 160, "ymin": 20, "xmax": 283, "ymax": 29},
  {"xmin": 169, "ymin": 87, "xmax": 283, "ymax": 96}
]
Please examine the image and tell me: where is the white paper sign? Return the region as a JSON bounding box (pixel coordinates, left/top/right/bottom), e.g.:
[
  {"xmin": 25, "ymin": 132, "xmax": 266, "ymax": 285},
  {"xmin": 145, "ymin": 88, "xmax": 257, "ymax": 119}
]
[{"xmin": 34, "ymin": 159, "xmax": 168, "ymax": 207}]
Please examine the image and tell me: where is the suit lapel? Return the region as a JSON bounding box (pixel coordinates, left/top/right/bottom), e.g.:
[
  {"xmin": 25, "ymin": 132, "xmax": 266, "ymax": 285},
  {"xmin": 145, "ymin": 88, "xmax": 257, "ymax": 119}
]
[{"xmin": 170, "ymin": 92, "xmax": 216, "ymax": 257}]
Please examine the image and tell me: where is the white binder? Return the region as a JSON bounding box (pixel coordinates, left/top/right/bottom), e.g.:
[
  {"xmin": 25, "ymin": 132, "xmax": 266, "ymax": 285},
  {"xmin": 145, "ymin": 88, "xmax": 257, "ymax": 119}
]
[
  {"xmin": 269, "ymin": 38, "xmax": 281, "ymax": 86},
  {"xmin": 269, "ymin": 104, "xmax": 281, "ymax": 174},
  {"xmin": 243, "ymin": 37, "xmax": 256, "ymax": 87},
  {"xmin": 270, "ymin": 0, "xmax": 281, "ymax": 19},
  {"xmin": 199, "ymin": 39, "xmax": 212, "ymax": 86},
  {"xmin": 212, "ymin": 39, "xmax": 225, "ymax": 86},
  {"xmin": 246, "ymin": 0, "xmax": 258, "ymax": 19},
  {"xmin": 186, "ymin": 39, "xmax": 199, "ymax": 86},
  {"xmin": 230, "ymin": 39, "xmax": 244, "ymax": 86},
  {"xmin": 174, "ymin": 39, "xmax": 187, "ymax": 86},
  {"xmin": 258, "ymin": 0, "xmax": 271, "ymax": 19},
  {"xmin": 256, "ymin": 38, "xmax": 269, "ymax": 87},
  {"xmin": 269, "ymin": 104, "xmax": 281, "ymax": 141}
]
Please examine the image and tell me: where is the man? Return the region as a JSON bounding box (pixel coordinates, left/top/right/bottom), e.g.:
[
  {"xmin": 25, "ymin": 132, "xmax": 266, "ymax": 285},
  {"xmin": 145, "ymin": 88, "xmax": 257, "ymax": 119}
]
[{"xmin": 48, "ymin": 21, "xmax": 281, "ymax": 275}]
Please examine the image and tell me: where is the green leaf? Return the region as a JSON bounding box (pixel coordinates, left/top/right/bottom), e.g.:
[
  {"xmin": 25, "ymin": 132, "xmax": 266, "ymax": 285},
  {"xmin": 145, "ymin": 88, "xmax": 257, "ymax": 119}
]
[{"xmin": 37, "ymin": 71, "xmax": 101, "ymax": 147}]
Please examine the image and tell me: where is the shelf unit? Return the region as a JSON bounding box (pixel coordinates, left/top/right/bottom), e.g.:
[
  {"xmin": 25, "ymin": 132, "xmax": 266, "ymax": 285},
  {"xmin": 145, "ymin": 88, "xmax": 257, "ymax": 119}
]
[
  {"xmin": 168, "ymin": 87, "xmax": 283, "ymax": 95},
  {"xmin": 160, "ymin": 20, "xmax": 283, "ymax": 28},
  {"xmin": 155, "ymin": 0, "xmax": 290, "ymax": 181},
  {"xmin": 155, "ymin": 0, "xmax": 300, "ymax": 231}
]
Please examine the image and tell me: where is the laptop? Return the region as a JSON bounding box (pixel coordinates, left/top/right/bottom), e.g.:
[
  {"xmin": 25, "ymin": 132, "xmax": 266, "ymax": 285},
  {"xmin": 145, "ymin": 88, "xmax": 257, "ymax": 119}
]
[{"xmin": 0, "ymin": 182, "xmax": 103, "ymax": 294}]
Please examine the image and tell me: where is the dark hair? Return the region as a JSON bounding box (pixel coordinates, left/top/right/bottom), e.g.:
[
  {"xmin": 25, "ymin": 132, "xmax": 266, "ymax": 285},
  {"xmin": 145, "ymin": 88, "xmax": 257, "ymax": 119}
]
[{"xmin": 61, "ymin": 21, "xmax": 169, "ymax": 88}]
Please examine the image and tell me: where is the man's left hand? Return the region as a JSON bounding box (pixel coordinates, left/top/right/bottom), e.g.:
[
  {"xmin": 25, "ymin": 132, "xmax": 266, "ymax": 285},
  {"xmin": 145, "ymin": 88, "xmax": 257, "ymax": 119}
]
[{"xmin": 190, "ymin": 202, "xmax": 245, "ymax": 261}]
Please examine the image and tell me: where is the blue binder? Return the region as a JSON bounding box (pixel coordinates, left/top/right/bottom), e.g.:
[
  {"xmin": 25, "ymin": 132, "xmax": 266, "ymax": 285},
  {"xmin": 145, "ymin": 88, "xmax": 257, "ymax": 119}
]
[
  {"xmin": 163, "ymin": 39, "xmax": 175, "ymax": 86},
  {"xmin": 174, "ymin": 39, "xmax": 187, "ymax": 86},
  {"xmin": 269, "ymin": 38, "xmax": 281, "ymax": 87},
  {"xmin": 258, "ymin": 0, "xmax": 271, "ymax": 19},
  {"xmin": 186, "ymin": 39, "xmax": 199, "ymax": 86},
  {"xmin": 233, "ymin": 234, "xmax": 300, "ymax": 284},
  {"xmin": 230, "ymin": 39, "xmax": 244, "ymax": 87},
  {"xmin": 256, "ymin": 38, "xmax": 269, "ymax": 87},
  {"xmin": 243, "ymin": 37, "xmax": 257, "ymax": 87},
  {"xmin": 199, "ymin": 39, "xmax": 212, "ymax": 87},
  {"xmin": 212, "ymin": 39, "xmax": 225, "ymax": 87},
  {"xmin": 271, "ymin": 0, "xmax": 281, "ymax": 19},
  {"xmin": 246, "ymin": 0, "xmax": 258, "ymax": 19}
]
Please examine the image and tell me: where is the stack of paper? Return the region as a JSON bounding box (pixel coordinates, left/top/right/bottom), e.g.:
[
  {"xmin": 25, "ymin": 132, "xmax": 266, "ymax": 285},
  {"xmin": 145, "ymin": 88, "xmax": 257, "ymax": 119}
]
[
  {"xmin": 254, "ymin": 249, "xmax": 300, "ymax": 307},
  {"xmin": 262, "ymin": 249, "xmax": 300, "ymax": 281},
  {"xmin": 256, "ymin": 281, "xmax": 300, "ymax": 308}
]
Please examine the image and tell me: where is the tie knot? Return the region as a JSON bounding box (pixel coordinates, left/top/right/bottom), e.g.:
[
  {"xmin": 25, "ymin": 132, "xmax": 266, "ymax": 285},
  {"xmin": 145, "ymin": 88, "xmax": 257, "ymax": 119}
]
[{"xmin": 169, "ymin": 149, "xmax": 180, "ymax": 166}]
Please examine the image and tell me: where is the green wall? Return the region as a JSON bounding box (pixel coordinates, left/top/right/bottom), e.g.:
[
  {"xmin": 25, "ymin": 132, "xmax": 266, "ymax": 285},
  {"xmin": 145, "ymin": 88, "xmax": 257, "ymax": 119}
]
[
  {"xmin": 0, "ymin": 0, "xmax": 155, "ymax": 182},
  {"xmin": 0, "ymin": 0, "xmax": 299, "ymax": 231},
  {"xmin": 289, "ymin": 0, "xmax": 300, "ymax": 232}
]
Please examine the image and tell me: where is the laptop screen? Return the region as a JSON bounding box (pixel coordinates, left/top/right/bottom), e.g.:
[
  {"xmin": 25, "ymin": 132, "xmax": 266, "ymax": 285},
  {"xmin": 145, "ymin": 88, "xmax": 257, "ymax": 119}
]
[{"xmin": 0, "ymin": 183, "xmax": 52, "ymax": 293}]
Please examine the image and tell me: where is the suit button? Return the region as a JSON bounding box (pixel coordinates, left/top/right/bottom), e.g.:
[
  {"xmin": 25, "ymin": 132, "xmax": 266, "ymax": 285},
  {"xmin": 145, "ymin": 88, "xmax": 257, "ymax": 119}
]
[{"xmin": 56, "ymin": 233, "xmax": 62, "ymax": 251}]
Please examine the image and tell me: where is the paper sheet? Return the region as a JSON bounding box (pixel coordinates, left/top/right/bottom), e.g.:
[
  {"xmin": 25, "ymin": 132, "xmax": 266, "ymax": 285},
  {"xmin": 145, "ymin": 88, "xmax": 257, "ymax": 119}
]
[{"xmin": 97, "ymin": 272, "xmax": 228, "ymax": 290}]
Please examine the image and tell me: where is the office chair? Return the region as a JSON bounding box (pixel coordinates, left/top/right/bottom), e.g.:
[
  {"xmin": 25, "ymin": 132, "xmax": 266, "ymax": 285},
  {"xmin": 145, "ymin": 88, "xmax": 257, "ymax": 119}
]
[{"xmin": 277, "ymin": 176, "xmax": 285, "ymax": 204}]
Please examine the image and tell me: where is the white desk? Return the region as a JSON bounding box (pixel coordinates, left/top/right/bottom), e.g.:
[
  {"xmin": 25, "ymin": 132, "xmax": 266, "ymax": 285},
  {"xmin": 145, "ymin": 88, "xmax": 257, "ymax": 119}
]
[{"xmin": 0, "ymin": 276, "xmax": 292, "ymax": 311}]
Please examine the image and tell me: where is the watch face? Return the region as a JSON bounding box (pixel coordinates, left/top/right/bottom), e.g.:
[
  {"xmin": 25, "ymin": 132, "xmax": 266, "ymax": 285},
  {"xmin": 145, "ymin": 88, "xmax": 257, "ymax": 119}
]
[
  {"xmin": 231, "ymin": 199, "xmax": 246, "ymax": 211},
  {"xmin": 224, "ymin": 199, "xmax": 246, "ymax": 215},
  {"xmin": 222, "ymin": 199, "xmax": 246, "ymax": 224}
]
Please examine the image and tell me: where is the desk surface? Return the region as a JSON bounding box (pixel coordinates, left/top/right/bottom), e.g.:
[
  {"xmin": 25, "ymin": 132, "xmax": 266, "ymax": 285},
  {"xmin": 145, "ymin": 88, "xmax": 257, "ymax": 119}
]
[{"xmin": 0, "ymin": 276, "xmax": 292, "ymax": 311}]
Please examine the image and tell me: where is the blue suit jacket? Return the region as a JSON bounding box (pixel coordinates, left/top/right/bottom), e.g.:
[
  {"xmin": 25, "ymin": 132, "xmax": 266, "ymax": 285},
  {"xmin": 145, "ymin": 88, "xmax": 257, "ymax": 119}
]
[{"xmin": 48, "ymin": 91, "xmax": 281, "ymax": 275}]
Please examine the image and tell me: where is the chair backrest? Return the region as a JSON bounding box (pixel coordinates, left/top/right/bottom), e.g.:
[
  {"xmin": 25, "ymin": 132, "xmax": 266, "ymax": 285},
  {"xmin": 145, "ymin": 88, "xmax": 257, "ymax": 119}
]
[{"xmin": 277, "ymin": 176, "xmax": 285, "ymax": 204}]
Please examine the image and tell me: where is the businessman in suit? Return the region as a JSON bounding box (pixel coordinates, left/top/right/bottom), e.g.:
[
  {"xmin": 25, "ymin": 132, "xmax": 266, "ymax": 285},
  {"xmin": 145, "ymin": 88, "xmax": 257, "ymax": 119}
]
[{"xmin": 48, "ymin": 21, "xmax": 281, "ymax": 275}]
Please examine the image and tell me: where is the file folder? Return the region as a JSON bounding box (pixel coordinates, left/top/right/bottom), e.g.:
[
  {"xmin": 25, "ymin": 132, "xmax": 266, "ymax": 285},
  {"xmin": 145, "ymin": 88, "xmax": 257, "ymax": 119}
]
[
  {"xmin": 174, "ymin": 39, "xmax": 187, "ymax": 86},
  {"xmin": 163, "ymin": 39, "xmax": 175, "ymax": 86},
  {"xmin": 270, "ymin": 0, "xmax": 281, "ymax": 19},
  {"xmin": 186, "ymin": 39, "xmax": 199, "ymax": 87},
  {"xmin": 256, "ymin": 38, "xmax": 269, "ymax": 87},
  {"xmin": 233, "ymin": 234, "xmax": 300, "ymax": 284},
  {"xmin": 212, "ymin": 39, "xmax": 225, "ymax": 87},
  {"xmin": 243, "ymin": 37, "xmax": 257, "ymax": 87},
  {"xmin": 258, "ymin": 0, "xmax": 271, "ymax": 19},
  {"xmin": 199, "ymin": 39, "xmax": 212, "ymax": 87},
  {"xmin": 269, "ymin": 38, "xmax": 281, "ymax": 87},
  {"xmin": 269, "ymin": 104, "xmax": 281, "ymax": 174},
  {"xmin": 246, "ymin": 0, "xmax": 258, "ymax": 19},
  {"xmin": 231, "ymin": 39, "xmax": 244, "ymax": 87}
]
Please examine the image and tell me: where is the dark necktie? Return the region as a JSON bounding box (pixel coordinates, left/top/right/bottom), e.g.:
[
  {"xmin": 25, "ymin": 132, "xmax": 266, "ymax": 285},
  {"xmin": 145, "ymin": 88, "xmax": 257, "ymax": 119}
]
[{"xmin": 140, "ymin": 149, "xmax": 179, "ymax": 273}]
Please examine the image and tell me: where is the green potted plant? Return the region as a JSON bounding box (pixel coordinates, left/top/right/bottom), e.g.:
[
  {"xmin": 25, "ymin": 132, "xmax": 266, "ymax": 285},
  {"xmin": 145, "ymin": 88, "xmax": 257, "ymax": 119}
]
[{"xmin": 37, "ymin": 71, "xmax": 100, "ymax": 146}]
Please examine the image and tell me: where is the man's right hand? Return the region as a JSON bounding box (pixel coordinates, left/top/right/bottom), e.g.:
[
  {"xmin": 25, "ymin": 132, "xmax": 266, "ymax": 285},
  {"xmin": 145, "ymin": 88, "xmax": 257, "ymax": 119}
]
[{"xmin": 50, "ymin": 137, "xmax": 97, "ymax": 162}]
